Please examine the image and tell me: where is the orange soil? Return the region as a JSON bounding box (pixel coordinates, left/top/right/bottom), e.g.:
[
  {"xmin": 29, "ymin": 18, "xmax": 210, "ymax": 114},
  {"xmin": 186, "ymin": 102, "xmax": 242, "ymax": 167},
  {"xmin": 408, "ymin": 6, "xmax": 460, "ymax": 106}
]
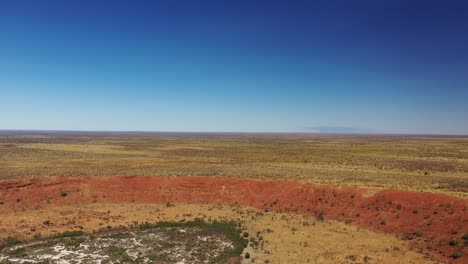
[{"xmin": 1, "ymin": 175, "xmax": 467, "ymax": 262}]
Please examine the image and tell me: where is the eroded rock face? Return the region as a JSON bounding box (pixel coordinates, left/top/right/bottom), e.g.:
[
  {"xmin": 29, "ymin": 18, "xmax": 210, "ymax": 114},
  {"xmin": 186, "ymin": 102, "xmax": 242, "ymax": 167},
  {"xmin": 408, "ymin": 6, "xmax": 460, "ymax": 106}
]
[{"xmin": 1, "ymin": 175, "xmax": 467, "ymax": 262}]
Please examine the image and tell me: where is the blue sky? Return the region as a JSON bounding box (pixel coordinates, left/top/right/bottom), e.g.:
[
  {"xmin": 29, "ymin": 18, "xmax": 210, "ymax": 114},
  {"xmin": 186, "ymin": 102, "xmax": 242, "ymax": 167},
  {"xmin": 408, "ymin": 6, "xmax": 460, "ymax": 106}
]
[{"xmin": 1, "ymin": 0, "xmax": 467, "ymax": 134}]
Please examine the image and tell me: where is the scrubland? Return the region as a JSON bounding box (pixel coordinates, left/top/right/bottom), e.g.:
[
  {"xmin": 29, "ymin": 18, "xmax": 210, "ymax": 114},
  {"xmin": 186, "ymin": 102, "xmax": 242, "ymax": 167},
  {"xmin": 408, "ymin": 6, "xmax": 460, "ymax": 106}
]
[
  {"xmin": 0, "ymin": 203, "xmax": 433, "ymax": 264},
  {"xmin": 0, "ymin": 131, "xmax": 467, "ymax": 263},
  {"xmin": 0, "ymin": 132, "xmax": 467, "ymax": 197}
]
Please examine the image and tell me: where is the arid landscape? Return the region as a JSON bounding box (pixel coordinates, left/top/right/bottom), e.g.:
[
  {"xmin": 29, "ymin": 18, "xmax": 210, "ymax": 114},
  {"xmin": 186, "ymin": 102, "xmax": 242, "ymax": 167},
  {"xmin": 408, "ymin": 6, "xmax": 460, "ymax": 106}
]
[
  {"xmin": 0, "ymin": 132, "xmax": 467, "ymax": 263},
  {"xmin": 1, "ymin": 132, "xmax": 467, "ymax": 196},
  {"xmin": 3, "ymin": 1, "xmax": 468, "ymax": 263}
]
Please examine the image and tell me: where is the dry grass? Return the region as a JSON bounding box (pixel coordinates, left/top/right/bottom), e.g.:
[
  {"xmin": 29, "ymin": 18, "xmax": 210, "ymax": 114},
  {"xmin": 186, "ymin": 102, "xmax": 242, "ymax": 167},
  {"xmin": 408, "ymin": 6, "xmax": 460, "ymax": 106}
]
[
  {"xmin": 0, "ymin": 203, "xmax": 435, "ymax": 263},
  {"xmin": 0, "ymin": 131, "xmax": 467, "ymax": 197}
]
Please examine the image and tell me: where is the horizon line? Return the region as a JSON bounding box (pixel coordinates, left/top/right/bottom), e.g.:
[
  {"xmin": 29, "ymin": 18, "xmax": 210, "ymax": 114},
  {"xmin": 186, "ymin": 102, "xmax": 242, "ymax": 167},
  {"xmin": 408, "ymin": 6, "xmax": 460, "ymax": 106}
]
[{"xmin": 1, "ymin": 129, "xmax": 467, "ymax": 137}]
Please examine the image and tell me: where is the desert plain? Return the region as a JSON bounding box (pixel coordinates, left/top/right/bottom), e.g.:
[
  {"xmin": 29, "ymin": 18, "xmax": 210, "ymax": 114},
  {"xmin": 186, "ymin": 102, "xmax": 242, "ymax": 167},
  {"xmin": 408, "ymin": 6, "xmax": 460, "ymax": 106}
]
[{"xmin": 0, "ymin": 131, "xmax": 467, "ymax": 263}]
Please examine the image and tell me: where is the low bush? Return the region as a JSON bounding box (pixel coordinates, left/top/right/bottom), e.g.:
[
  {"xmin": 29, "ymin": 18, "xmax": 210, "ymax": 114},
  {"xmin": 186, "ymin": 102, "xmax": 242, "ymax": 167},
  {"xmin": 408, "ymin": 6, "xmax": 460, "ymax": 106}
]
[
  {"xmin": 450, "ymin": 251, "xmax": 462, "ymax": 259},
  {"xmin": 449, "ymin": 239, "xmax": 459, "ymax": 246},
  {"xmin": 4, "ymin": 237, "xmax": 21, "ymax": 247},
  {"xmin": 52, "ymin": 230, "xmax": 84, "ymax": 238}
]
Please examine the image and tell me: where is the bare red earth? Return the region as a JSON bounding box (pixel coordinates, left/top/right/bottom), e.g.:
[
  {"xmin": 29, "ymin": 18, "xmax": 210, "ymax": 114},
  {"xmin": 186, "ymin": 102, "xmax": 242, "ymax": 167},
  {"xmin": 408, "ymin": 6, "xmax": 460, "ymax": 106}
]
[{"xmin": 0, "ymin": 175, "xmax": 467, "ymax": 262}]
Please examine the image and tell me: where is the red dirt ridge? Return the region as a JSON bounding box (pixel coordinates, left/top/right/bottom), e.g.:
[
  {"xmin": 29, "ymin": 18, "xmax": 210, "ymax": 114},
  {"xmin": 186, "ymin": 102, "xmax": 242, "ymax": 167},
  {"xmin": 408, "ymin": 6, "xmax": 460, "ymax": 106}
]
[{"xmin": 0, "ymin": 176, "xmax": 467, "ymax": 262}]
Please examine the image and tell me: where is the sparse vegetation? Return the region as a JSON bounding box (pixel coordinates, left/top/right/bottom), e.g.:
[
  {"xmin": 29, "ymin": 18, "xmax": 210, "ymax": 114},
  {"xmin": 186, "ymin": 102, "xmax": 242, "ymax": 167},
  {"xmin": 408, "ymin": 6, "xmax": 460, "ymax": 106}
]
[
  {"xmin": 0, "ymin": 133, "xmax": 467, "ymax": 197},
  {"xmin": 462, "ymin": 233, "xmax": 468, "ymax": 241},
  {"xmin": 0, "ymin": 133, "xmax": 466, "ymax": 263},
  {"xmin": 139, "ymin": 219, "xmax": 248, "ymax": 261},
  {"xmin": 449, "ymin": 239, "xmax": 459, "ymax": 246},
  {"xmin": 0, "ymin": 219, "xmax": 246, "ymax": 263},
  {"xmin": 52, "ymin": 230, "xmax": 83, "ymax": 238},
  {"xmin": 413, "ymin": 230, "xmax": 423, "ymax": 237},
  {"xmin": 9, "ymin": 248, "xmax": 26, "ymax": 257},
  {"xmin": 3, "ymin": 237, "xmax": 21, "ymax": 247},
  {"xmin": 0, "ymin": 201, "xmax": 446, "ymax": 263},
  {"xmin": 108, "ymin": 246, "xmax": 127, "ymax": 257},
  {"xmin": 450, "ymin": 251, "xmax": 462, "ymax": 259}
]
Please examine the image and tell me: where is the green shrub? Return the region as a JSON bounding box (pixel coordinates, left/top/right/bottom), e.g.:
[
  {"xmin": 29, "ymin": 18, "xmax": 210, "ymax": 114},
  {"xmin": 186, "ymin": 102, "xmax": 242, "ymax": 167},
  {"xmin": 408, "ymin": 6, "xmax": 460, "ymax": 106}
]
[
  {"xmin": 413, "ymin": 230, "xmax": 423, "ymax": 237},
  {"xmin": 108, "ymin": 246, "xmax": 126, "ymax": 256},
  {"xmin": 63, "ymin": 237, "xmax": 86, "ymax": 249},
  {"xmin": 449, "ymin": 239, "xmax": 459, "ymax": 246},
  {"xmin": 462, "ymin": 233, "xmax": 468, "ymax": 241},
  {"xmin": 4, "ymin": 237, "xmax": 21, "ymax": 247},
  {"xmin": 450, "ymin": 251, "xmax": 462, "ymax": 259},
  {"xmin": 53, "ymin": 230, "xmax": 84, "ymax": 238},
  {"xmin": 9, "ymin": 247, "xmax": 26, "ymax": 257}
]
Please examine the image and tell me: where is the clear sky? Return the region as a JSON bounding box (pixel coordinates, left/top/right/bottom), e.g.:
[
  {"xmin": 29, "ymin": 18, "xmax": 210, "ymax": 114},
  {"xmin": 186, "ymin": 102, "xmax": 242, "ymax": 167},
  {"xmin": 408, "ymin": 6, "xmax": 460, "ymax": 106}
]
[{"xmin": 1, "ymin": 0, "xmax": 467, "ymax": 134}]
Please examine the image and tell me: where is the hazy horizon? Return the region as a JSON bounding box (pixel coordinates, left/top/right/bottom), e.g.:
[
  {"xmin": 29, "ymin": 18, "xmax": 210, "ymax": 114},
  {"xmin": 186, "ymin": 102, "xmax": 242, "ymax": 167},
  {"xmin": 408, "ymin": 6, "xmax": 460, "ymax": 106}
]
[
  {"xmin": 2, "ymin": 128, "xmax": 468, "ymax": 137},
  {"xmin": 1, "ymin": 1, "xmax": 468, "ymax": 134}
]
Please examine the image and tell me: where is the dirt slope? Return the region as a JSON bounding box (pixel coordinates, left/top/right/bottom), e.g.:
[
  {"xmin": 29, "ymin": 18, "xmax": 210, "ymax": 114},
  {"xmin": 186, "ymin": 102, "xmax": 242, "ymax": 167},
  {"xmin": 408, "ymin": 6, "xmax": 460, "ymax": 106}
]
[{"xmin": 1, "ymin": 175, "xmax": 467, "ymax": 262}]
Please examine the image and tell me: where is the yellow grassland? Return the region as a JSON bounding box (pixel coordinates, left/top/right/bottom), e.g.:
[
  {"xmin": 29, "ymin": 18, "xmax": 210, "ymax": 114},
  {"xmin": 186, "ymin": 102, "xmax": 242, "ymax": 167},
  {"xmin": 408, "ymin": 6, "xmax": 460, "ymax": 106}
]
[{"xmin": 1, "ymin": 133, "xmax": 467, "ymax": 197}]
